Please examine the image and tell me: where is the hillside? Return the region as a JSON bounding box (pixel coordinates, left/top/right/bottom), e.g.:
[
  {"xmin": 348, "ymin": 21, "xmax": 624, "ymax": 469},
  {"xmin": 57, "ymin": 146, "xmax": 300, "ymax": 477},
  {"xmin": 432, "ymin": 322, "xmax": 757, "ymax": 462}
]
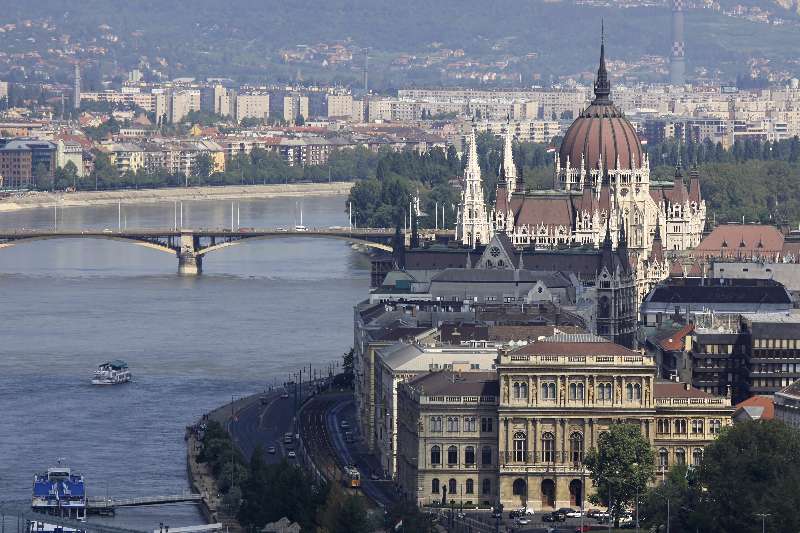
[{"xmin": 1, "ymin": 1, "xmax": 799, "ymax": 86}]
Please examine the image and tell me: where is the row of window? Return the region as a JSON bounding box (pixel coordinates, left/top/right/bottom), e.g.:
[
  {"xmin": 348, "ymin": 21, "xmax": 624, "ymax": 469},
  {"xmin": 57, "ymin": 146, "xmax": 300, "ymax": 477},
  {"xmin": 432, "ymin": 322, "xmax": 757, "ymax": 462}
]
[
  {"xmin": 656, "ymin": 418, "xmax": 722, "ymax": 435},
  {"xmin": 430, "ymin": 416, "xmax": 493, "ymax": 433},
  {"xmin": 659, "ymin": 447, "xmax": 703, "ymax": 468},
  {"xmin": 430, "ymin": 445, "xmax": 492, "ymax": 466},
  {"xmin": 431, "ymin": 477, "xmax": 492, "ymax": 496},
  {"xmin": 510, "ymin": 382, "xmax": 643, "ymax": 402},
  {"xmin": 510, "ymin": 431, "xmax": 584, "ymax": 463}
]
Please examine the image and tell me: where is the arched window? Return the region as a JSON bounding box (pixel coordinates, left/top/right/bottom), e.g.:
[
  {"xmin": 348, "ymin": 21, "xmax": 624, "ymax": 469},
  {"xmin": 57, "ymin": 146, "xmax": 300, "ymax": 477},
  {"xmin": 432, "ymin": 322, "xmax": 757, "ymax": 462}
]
[
  {"xmin": 626, "ymin": 383, "xmax": 634, "ymax": 400},
  {"xmin": 692, "ymin": 448, "xmax": 703, "ymax": 466},
  {"xmin": 513, "ymin": 382, "xmax": 520, "ymax": 399},
  {"xmin": 465, "ymin": 446, "xmax": 475, "ymax": 466},
  {"xmin": 598, "ymin": 383, "xmax": 613, "ymax": 401},
  {"xmin": 692, "ymin": 419, "xmax": 704, "ymax": 434},
  {"xmin": 542, "ymin": 432, "xmax": 555, "ymax": 463},
  {"xmin": 431, "ymin": 445, "xmax": 441, "ymax": 465},
  {"xmin": 710, "ymin": 419, "xmax": 722, "ymax": 434},
  {"xmin": 482, "ymin": 446, "xmax": 492, "ymax": 465},
  {"xmin": 657, "ymin": 419, "xmax": 670, "ymax": 434},
  {"xmin": 569, "ymin": 382, "xmax": 585, "ymax": 400},
  {"xmin": 432, "ymin": 478, "xmax": 440, "ymax": 494},
  {"xmin": 676, "ymin": 448, "xmax": 686, "ymax": 466},
  {"xmin": 542, "ymin": 381, "xmax": 556, "ymax": 400},
  {"xmin": 512, "ymin": 478, "xmax": 526, "ymax": 496},
  {"xmin": 634, "ymin": 383, "xmax": 642, "ymax": 400},
  {"xmin": 519, "ymin": 382, "xmax": 528, "ymax": 398},
  {"xmin": 447, "ymin": 446, "xmax": 458, "ymax": 465},
  {"xmin": 570, "ymin": 432, "xmax": 584, "ymax": 464},
  {"xmin": 482, "ymin": 478, "xmax": 491, "ymax": 495},
  {"xmin": 675, "ymin": 419, "xmax": 687, "ymax": 434},
  {"xmin": 449, "ymin": 478, "xmax": 457, "ymax": 495},
  {"xmin": 513, "ymin": 431, "xmax": 527, "ymax": 462},
  {"xmin": 465, "ymin": 478, "xmax": 474, "ymax": 494},
  {"xmin": 659, "ymin": 448, "xmax": 669, "ymax": 469}
]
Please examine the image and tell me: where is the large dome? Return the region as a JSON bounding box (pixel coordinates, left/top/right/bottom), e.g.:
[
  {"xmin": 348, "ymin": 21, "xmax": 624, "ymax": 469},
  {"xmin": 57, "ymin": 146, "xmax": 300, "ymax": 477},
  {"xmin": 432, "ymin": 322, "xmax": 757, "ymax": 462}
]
[{"xmin": 558, "ymin": 41, "xmax": 644, "ymax": 173}]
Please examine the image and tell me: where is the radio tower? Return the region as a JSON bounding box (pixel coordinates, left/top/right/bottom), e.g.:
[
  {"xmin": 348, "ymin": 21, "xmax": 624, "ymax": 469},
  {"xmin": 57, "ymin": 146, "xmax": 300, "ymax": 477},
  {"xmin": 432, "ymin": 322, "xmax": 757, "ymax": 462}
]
[
  {"xmin": 73, "ymin": 63, "xmax": 81, "ymax": 110},
  {"xmin": 670, "ymin": 0, "xmax": 686, "ymax": 85},
  {"xmin": 362, "ymin": 48, "xmax": 369, "ymax": 94}
]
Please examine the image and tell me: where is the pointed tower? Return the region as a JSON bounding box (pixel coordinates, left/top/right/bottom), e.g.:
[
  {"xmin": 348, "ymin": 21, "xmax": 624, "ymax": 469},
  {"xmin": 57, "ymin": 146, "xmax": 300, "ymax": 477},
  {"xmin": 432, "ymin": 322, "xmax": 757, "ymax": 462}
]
[
  {"xmin": 457, "ymin": 127, "xmax": 493, "ymax": 248},
  {"xmin": 502, "ymin": 118, "xmax": 518, "ymax": 194}
]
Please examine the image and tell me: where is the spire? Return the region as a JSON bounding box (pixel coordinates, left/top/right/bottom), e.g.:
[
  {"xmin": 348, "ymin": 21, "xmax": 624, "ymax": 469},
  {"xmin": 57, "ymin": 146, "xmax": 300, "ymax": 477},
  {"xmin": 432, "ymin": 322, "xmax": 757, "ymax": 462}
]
[
  {"xmin": 517, "ymin": 252, "xmax": 525, "ymax": 271},
  {"xmin": 593, "ymin": 21, "xmax": 612, "ymax": 104},
  {"xmin": 466, "ymin": 251, "xmax": 472, "ymax": 269},
  {"xmin": 602, "ymin": 217, "xmax": 613, "ymax": 249}
]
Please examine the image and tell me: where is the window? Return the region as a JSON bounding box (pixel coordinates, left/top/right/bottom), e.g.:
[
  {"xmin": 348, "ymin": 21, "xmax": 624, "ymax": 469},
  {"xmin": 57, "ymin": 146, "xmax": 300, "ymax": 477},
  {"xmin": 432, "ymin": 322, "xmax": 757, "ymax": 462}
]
[
  {"xmin": 674, "ymin": 419, "xmax": 687, "ymax": 434},
  {"xmin": 659, "ymin": 448, "xmax": 669, "ymax": 469},
  {"xmin": 626, "ymin": 383, "xmax": 642, "ymax": 401},
  {"xmin": 482, "ymin": 446, "xmax": 492, "ymax": 466},
  {"xmin": 432, "ymin": 478, "xmax": 440, "ymax": 494},
  {"xmin": 569, "ymin": 382, "xmax": 585, "ymax": 400},
  {"xmin": 464, "ymin": 417, "xmax": 477, "ymax": 432},
  {"xmin": 447, "ymin": 446, "xmax": 458, "ymax": 465},
  {"xmin": 431, "ymin": 445, "xmax": 441, "ymax": 465},
  {"xmin": 542, "ymin": 432, "xmax": 555, "ymax": 463},
  {"xmin": 465, "ymin": 479, "xmax": 474, "ymax": 494},
  {"xmin": 513, "ymin": 381, "xmax": 529, "ymax": 399},
  {"xmin": 597, "ymin": 383, "xmax": 613, "ymax": 401},
  {"xmin": 676, "ymin": 448, "xmax": 686, "ymax": 466},
  {"xmin": 449, "ymin": 479, "xmax": 457, "ymax": 495},
  {"xmin": 570, "ymin": 432, "xmax": 584, "ymax": 464},
  {"xmin": 542, "ymin": 381, "xmax": 557, "ymax": 400},
  {"xmin": 513, "ymin": 431, "xmax": 527, "ymax": 462},
  {"xmin": 447, "ymin": 417, "xmax": 459, "ymax": 432},
  {"xmin": 430, "ymin": 416, "xmax": 443, "ymax": 432},
  {"xmin": 692, "ymin": 419, "xmax": 704, "ymax": 434},
  {"xmin": 692, "ymin": 448, "xmax": 703, "ymax": 466},
  {"xmin": 482, "ymin": 478, "xmax": 491, "ymax": 495},
  {"xmin": 657, "ymin": 419, "xmax": 670, "ymax": 434},
  {"xmin": 465, "ymin": 446, "xmax": 475, "ymax": 466},
  {"xmin": 710, "ymin": 419, "xmax": 722, "ymax": 434},
  {"xmin": 481, "ymin": 417, "xmax": 493, "ymax": 433}
]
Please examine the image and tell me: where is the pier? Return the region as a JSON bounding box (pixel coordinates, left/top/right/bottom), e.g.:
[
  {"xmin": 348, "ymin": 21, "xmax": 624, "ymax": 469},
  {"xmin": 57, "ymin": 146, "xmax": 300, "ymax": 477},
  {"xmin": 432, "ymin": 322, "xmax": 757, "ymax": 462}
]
[{"xmin": 87, "ymin": 493, "xmax": 203, "ymax": 512}]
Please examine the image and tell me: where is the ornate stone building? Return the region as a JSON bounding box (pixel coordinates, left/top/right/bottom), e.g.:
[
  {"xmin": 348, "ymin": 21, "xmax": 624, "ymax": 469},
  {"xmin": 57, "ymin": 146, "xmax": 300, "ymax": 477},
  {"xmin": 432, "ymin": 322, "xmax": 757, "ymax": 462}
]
[
  {"xmin": 394, "ymin": 334, "xmax": 733, "ymax": 510},
  {"xmin": 456, "ymin": 128, "xmax": 493, "ymax": 248}
]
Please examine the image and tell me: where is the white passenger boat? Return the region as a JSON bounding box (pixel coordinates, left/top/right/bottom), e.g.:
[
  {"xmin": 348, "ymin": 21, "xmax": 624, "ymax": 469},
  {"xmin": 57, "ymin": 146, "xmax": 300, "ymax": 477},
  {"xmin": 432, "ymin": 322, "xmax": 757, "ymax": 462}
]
[{"xmin": 91, "ymin": 360, "xmax": 132, "ymax": 385}]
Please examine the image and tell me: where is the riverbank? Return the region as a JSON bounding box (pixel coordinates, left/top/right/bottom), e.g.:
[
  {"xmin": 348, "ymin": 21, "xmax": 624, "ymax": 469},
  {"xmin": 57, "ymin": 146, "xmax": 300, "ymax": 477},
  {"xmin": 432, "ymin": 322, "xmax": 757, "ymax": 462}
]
[{"xmin": 0, "ymin": 182, "xmax": 353, "ymax": 212}]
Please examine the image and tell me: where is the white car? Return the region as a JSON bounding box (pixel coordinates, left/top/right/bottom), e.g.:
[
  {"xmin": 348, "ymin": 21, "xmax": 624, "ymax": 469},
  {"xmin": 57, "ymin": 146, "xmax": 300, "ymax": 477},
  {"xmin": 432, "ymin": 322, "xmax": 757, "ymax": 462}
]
[
  {"xmin": 566, "ymin": 509, "xmax": 583, "ymax": 518},
  {"xmin": 517, "ymin": 507, "xmax": 535, "ymax": 516},
  {"xmin": 515, "ymin": 517, "xmax": 531, "ymax": 526},
  {"xmin": 287, "ymin": 451, "xmax": 297, "ymax": 458}
]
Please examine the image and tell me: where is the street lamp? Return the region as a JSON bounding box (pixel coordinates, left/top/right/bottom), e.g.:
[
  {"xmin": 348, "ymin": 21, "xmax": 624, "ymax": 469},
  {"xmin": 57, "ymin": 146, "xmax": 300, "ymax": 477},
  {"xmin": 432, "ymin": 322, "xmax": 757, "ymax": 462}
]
[{"xmin": 755, "ymin": 512, "xmax": 771, "ymax": 533}]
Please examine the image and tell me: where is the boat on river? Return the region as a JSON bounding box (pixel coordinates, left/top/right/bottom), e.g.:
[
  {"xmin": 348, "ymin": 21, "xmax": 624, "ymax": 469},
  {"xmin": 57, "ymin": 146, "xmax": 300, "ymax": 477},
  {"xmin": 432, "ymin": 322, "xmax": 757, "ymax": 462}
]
[
  {"xmin": 91, "ymin": 360, "xmax": 132, "ymax": 385},
  {"xmin": 31, "ymin": 465, "xmax": 86, "ymax": 521}
]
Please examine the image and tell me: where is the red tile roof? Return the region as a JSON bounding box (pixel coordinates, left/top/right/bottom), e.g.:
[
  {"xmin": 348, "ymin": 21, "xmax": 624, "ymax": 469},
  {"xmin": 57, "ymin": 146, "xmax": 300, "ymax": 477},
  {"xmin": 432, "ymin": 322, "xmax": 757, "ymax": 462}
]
[
  {"xmin": 695, "ymin": 224, "xmax": 784, "ymax": 259},
  {"xmin": 654, "ymin": 382, "xmax": 714, "ymax": 399},
  {"xmin": 734, "ymin": 395, "xmax": 774, "ymax": 419},
  {"xmin": 658, "ymin": 324, "xmax": 694, "ymax": 352}
]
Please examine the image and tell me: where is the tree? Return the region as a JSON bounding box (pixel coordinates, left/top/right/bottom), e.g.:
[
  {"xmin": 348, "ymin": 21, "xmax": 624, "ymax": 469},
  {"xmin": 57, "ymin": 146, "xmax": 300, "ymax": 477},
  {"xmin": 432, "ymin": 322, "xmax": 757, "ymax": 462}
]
[
  {"xmin": 318, "ymin": 485, "xmax": 369, "ymax": 533},
  {"xmin": 583, "ymin": 423, "xmax": 655, "ymax": 527},
  {"xmin": 696, "ymin": 420, "xmax": 800, "ymax": 533},
  {"xmin": 32, "ymin": 163, "xmax": 52, "ymax": 191},
  {"xmin": 640, "ymin": 464, "xmax": 711, "ymax": 533},
  {"xmin": 192, "ymin": 153, "xmax": 213, "ymax": 181}
]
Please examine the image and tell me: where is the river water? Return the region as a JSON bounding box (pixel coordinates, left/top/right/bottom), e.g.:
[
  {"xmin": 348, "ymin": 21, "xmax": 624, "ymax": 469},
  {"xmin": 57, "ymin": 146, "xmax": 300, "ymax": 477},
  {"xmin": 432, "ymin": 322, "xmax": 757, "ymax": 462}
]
[{"xmin": 0, "ymin": 194, "xmax": 369, "ymax": 529}]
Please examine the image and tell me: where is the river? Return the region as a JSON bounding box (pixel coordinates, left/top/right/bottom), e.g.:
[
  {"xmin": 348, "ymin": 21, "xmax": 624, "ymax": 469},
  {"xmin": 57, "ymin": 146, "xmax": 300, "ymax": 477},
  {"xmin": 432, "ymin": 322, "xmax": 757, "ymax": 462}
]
[{"xmin": 0, "ymin": 195, "xmax": 369, "ymax": 529}]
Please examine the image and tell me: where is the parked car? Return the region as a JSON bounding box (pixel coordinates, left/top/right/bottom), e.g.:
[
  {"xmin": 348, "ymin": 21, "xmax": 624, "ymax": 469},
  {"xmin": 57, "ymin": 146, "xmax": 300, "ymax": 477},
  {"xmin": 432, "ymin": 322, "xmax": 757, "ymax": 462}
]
[
  {"xmin": 542, "ymin": 511, "xmax": 566, "ymax": 522},
  {"xmin": 565, "ymin": 509, "xmax": 583, "ymax": 518},
  {"xmin": 287, "ymin": 450, "xmax": 297, "ymax": 458},
  {"xmin": 558, "ymin": 508, "xmax": 577, "ymax": 517},
  {"xmin": 515, "ymin": 517, "xmax": 531, "ymax": 526},
  {"xmin": 267, "ymin": 446, "xmax": 277, "ymax": 454},
  {"xmin": 491, "ymin": 508, "xmax": 503, "ymax": 519},
  {"xmin": 340, "ymin": 420, "xmax": 350, "ymax": 429},
  {"xmin": 585, "ymin": 509, "xmax": 603, "ymax": 519}
]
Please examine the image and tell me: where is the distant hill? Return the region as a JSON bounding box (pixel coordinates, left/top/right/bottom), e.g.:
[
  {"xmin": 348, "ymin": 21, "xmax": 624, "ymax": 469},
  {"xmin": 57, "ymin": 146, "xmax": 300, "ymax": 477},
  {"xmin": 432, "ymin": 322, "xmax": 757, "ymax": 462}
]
[{"xmin": 2, "ymin": 0, "xmax": 799, "ymax": 86}]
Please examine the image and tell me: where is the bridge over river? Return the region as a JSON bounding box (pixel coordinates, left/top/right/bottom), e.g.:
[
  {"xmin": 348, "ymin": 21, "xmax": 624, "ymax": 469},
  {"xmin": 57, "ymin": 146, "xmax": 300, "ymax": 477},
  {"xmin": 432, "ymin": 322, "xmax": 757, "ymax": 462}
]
[{"xmin": 0, "ymin": 227, "xmax": 453, "ymax": 275}]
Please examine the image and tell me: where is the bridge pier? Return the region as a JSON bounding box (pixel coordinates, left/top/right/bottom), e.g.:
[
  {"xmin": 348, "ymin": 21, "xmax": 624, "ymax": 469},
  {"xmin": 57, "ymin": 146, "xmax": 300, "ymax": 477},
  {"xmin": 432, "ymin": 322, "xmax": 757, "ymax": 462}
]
[{"xmin": 178, "ymin": 233, "xmax": 202, "ymax": 276}]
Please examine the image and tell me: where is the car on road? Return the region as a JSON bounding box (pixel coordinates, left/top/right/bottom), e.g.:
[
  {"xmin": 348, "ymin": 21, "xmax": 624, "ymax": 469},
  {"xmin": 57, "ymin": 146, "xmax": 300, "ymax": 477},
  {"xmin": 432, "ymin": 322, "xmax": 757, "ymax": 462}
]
[
  {"xmin": 369, "ymin": 472, "xmax": 380, "ymax": 480},
  {"xmin": 542, "ymin": 511, "xmax": 566, "ymax": 522},
  {"xmin": 509, "ymin": 507, "xmax": 534, "ymax": 519},
  {"xmin": 515, "ymin": 517, "xmax": 531, "ymax": 526},
  {"xmin": 287, "ymin": 451, "xmax": 296, "ymax": 458},
  {"xmin": 566, "ymin": 509, "xmax": 583, "ymax": 518},
  {"xmin": 260, "ymin": 396, "xmax": 269, "ymax": 405},
  {"xmin": 280, "ymin": 392, "xmax": 290, "ymax": 399},
  {"xmin": 558, "ymin": 508, "xmax": 578, "ymax": 517},
  {"xmin": 491, "ymin": 508, "xmax": 503, "ymax": 519},
  {"xmin": 267, "ymin": 446, "xmax": 276, "ymax": 454},
  {"xmin": 340, "ymin": 420, "xmax": 350, "ymax": 429}
]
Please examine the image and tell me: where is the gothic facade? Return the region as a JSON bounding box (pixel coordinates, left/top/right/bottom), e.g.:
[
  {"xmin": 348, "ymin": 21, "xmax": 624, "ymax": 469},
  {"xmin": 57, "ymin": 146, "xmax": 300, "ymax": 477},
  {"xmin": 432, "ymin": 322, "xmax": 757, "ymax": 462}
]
[{"xmin": 457, "ymin": 38, "xmax": 705, "ymax": 302}]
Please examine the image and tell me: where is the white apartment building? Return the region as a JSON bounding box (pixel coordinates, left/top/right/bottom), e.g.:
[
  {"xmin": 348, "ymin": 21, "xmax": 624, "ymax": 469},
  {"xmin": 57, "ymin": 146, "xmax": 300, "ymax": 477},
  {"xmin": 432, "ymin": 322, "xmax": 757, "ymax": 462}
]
[{"xmin": 235, "ymin": 93, "xmax": 270, "ymax": 123}]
